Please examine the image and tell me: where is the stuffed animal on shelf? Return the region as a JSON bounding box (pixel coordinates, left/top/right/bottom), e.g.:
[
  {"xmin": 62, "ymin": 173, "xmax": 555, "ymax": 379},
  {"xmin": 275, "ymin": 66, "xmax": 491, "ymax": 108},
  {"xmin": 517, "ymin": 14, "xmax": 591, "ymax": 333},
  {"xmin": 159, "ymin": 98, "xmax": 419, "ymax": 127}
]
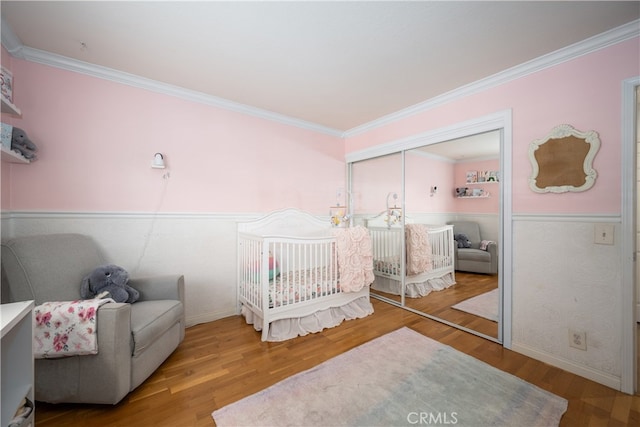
[
  {"xmin": 454, "ymin": 233, "xmax": 472, "ymax": 248},
  {"xmin": 80, "ymin": 264, "xmax": 140, "ymax": 303},
  {"xmin": 11, "ymin": 127, "xmax": 37, "ymax": 160}
]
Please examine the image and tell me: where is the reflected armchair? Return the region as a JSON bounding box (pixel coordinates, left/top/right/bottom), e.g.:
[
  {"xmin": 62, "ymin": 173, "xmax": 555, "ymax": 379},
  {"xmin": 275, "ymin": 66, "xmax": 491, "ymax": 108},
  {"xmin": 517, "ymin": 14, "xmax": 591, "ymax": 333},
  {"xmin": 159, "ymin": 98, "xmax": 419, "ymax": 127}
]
[
  {"xmin": 1, "ymin": 233, "xmax": 185, "ymax": 404},
  {"xmin": 448, "ymin": 221, "xmax": 498, "ymax": 275}
]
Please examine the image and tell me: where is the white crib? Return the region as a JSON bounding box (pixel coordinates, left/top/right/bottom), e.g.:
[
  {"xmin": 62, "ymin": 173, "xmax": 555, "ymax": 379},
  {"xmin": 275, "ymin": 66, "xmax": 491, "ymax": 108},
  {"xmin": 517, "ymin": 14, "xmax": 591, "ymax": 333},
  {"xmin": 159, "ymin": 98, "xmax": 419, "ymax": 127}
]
[
  {"xmin": 366, "ymin": 214, "xmax": 456, "ymax": 298},
  {"xmin": 237, "ymin": 209, "xmax": 373, "ymax": 341}
]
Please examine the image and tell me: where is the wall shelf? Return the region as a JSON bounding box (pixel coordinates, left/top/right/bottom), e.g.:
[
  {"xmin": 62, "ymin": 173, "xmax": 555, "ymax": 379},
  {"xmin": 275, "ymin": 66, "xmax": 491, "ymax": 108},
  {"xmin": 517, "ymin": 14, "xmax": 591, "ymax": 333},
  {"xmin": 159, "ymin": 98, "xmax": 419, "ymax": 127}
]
[
  {"xmin": 1, "ymin": 145, "xmax": 30, "ymax": 164},
  {"xmin": 457, "ymin": 195, "xmax": 491, "ymax": 199},
  {"xmin": 465, "ymin": 181, "xmax": 498, "ymax": 185},
  {"xmin": 1, "ymin": 95, "xmax": 21, "ymax": 116}
]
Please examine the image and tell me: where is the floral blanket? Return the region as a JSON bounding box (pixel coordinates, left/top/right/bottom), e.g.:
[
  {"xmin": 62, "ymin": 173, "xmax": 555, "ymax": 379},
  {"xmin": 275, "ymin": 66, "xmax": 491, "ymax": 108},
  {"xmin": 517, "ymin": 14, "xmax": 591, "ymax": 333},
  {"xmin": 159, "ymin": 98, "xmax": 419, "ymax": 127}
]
[{"xmin": 33, "ymin": 298, "xmax": 114, "ymax": 359}]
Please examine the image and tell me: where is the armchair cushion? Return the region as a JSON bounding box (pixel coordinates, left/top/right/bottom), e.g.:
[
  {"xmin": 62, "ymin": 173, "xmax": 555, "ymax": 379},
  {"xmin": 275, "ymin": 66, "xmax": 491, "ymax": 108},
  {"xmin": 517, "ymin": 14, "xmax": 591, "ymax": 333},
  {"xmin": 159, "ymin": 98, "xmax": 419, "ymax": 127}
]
[
  {"xmin": 131, "ymin": 300, "xmax": 183, "ymax": 357},
  {"xmin": 448, "ymin": 221, "xmax": 498, "ymax": 275}
]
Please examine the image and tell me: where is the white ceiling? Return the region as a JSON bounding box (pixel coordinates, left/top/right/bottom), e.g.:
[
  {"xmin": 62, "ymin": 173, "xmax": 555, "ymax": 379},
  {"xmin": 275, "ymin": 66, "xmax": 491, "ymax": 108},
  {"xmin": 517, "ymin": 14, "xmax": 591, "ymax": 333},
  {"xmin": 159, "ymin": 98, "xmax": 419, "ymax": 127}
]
[
  {"xmin": 415, "ymin": 130, "xmax": 502, "ymax": 162},
  {"xmin": 2, "ymin": 1, "xmax": 638, "ymax": 137}
]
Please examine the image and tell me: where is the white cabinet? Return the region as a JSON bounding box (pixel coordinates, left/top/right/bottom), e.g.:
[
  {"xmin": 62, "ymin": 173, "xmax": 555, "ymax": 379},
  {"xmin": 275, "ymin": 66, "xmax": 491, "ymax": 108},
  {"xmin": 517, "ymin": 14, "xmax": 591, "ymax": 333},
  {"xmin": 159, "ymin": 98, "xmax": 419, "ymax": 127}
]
[{"xmin": 1, "ymin": 301, "xmax": 34, "ymax": 427}]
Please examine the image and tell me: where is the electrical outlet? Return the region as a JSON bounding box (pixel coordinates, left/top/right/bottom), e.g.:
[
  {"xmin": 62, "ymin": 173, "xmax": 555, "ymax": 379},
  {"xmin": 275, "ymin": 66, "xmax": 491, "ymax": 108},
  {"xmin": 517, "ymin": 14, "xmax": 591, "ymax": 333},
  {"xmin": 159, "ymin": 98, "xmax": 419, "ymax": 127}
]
[
  {"xmin": 594, "ymin": 224, "xmax": 614, "ymax": 245},
  {"xmin": 569, "ymin": 330, "xmax": 587, "ymax": 350}
]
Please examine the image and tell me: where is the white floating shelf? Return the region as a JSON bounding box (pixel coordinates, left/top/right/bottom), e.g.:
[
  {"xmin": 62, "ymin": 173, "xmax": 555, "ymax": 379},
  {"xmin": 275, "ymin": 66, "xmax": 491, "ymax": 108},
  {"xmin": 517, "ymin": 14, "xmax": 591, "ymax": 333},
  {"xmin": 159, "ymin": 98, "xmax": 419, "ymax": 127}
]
[
  {"xmin": 1, "ymin": 145, "xmax": 29, "ymax": 164},
  {"xmin": 1, "ymin": 95, "xmax": 21, "ymax": 116}
]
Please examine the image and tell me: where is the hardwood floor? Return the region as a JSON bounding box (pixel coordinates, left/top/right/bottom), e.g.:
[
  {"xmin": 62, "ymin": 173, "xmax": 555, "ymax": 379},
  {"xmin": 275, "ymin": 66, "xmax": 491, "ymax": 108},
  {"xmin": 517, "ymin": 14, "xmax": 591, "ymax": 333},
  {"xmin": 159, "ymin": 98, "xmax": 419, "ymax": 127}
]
[
  {"xmin": 372, "ymin": 271, "xmax": 499, "ymax": 338},
  {"xmin": 405, "ymin": 271, "xmax": 499, "ymax": 338},
  {"xmin": 36, "ymin": 299, "xmax": 639, "ymax": 426}
]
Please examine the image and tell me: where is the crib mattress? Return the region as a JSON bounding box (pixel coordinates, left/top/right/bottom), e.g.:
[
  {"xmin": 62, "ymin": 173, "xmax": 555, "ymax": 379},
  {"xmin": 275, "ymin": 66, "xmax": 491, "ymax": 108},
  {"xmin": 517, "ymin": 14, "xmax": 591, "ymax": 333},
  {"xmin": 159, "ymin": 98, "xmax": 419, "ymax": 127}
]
[{"xmin": 270, "ymin": 266, "xmax": 340, "ymax": 307}]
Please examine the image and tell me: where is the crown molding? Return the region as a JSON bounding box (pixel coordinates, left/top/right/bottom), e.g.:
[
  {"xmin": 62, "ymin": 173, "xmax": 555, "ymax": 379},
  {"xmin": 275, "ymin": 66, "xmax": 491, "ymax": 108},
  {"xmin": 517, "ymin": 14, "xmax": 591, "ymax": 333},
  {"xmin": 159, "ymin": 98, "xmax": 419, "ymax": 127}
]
[
  {"xmin": 344, "ymin": 19, "xmax": 640, "ymax": 138},
  {"xmin": 0, "ymin": 17, "xmax": 22, "ymax": 55},
  {"xmin": 0, "ymin": 25, "xmax": 342, "ymax": 138},
  {"xmin": 2, "ymin": 18, "xmax": 637, "ymax": 140}
]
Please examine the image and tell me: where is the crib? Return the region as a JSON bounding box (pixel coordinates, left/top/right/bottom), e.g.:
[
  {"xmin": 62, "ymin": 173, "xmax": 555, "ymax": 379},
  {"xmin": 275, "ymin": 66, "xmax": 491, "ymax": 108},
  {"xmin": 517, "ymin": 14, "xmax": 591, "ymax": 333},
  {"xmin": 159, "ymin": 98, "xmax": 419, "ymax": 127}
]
[
  {"xmin": 366, "ymin": 213, "xmax": 456, "ymax": 298},
  {"xmin": 237, "ymin": 208, "xmax": 374, "ymax": 341}
]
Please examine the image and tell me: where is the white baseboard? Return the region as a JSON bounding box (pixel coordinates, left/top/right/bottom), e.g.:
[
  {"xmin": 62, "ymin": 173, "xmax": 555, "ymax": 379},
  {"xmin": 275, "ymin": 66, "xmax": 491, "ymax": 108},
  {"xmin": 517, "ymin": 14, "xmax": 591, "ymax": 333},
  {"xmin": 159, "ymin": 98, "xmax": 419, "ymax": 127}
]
[
  {"xmin": 511, "ymin": 342, "xmax": 621, "ymax": 391},
  {"xmin": 186, "ymin": 308, "xmax": 238, "ymax": 328}
]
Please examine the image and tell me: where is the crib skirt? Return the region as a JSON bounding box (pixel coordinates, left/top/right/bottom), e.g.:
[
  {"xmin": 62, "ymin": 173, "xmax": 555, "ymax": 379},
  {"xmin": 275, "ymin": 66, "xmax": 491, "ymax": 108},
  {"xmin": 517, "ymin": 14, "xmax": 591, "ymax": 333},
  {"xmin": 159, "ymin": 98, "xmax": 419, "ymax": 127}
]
[
  {"xmin": 241, "ymin": 296, "xmax": 373, "ymax": 341},
  {"xmin": 372, "ymin": 272, "xmax": 456, "ymax": 298}
]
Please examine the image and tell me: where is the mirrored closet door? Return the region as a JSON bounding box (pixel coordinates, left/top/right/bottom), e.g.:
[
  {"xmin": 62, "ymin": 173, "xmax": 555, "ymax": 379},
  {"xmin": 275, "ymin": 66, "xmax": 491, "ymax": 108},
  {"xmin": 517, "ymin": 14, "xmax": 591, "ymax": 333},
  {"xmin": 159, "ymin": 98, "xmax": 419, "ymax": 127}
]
[
  {"xmin": 348, "ymin": 125, "xmax": 506, "ymax": 344},
  {"xmin": 350, "ymin": 152, "xmax": 404, "ymax": 305},
  {"xmin": 403, "ymin": 133, "xmax": 500, "ymax": 340}
]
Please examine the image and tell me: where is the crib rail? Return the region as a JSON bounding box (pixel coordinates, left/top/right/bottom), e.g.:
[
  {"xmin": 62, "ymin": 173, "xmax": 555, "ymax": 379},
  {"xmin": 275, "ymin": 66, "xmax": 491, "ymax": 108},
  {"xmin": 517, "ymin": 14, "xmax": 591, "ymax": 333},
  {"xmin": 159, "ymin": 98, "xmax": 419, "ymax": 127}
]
[
  {"xmin": 427, "ymin": 225, "xmax": 454, "ymax": 271},
  {"xmin": 368, "ymin": 224, "xmax": 454, "ymax": 278},
  {"xmin": 238, "ymin": 233, "xmax": 339, "ymax": 312},
  {"xmin": 369, "ymin": 226, "xmax": 403, "ymax": 277}
]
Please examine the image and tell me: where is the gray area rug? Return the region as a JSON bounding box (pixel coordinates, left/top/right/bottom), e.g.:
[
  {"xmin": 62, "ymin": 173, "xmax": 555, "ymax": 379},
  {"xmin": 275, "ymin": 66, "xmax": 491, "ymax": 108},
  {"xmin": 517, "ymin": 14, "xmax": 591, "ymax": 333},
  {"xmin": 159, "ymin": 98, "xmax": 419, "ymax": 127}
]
[
  {"xmin": 452, "ymin": 288, "xmax": 499, "ymax": 322},
  {"xmin": 212, "ymin": 327, "xmax": 567, "ymax": 426}
]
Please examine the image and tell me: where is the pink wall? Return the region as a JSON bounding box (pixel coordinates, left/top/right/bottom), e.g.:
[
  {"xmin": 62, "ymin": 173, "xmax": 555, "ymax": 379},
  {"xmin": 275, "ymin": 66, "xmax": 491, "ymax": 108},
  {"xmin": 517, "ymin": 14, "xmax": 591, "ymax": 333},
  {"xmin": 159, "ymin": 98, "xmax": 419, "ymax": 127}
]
[
  {"xmin": 345, "ymin": 38, "xmax": 640, "ymax": 215},
  {"xmin": 3, "ymin": 37, "xmax": 638, "ymax": 215},
  {"xmin": 351, "ymin": 153, "xmax": 402, "ymax": 214},
  {"xmin": 404, "ymin": 152, "xmax": 455, "ymax": 213},
  {"xmin": 352, "ymin": 152, "xmax": 499, "ymax": 215},
  {"xmin": 2, "ymin": 55, "xmax": 344, "ymax": 214},
  {"xmin": 452, "ymin": 159, "xmax": 500, "ymax": 214}
]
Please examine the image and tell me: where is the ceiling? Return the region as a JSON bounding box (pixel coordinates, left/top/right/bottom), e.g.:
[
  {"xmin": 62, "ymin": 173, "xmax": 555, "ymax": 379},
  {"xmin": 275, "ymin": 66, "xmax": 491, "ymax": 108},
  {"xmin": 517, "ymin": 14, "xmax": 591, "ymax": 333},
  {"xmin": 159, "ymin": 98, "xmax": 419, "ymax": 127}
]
[
  {"xmin": 415, "ymin": 130, "xmax": 502, "ymax": 162},
  {"xmin": 1, "ymin": 1, "xmax": 639, "ymax": 137}
]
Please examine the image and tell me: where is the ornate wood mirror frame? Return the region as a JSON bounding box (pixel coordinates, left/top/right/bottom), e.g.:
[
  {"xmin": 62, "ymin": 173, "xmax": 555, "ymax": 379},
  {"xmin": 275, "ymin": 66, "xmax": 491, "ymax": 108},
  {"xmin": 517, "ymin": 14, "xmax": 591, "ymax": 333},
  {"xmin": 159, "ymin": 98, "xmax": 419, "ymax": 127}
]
[{"xmin": 528, "ymin": 124, "xmax": 600, "ymax": 193}]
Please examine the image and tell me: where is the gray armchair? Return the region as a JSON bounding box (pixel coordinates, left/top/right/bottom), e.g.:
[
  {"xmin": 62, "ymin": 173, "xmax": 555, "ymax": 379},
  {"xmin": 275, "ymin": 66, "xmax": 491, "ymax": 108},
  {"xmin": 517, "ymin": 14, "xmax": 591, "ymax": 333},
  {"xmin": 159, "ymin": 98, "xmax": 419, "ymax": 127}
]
[
  {"xmin": 1, "ymin": 233, "xmax": 185, "ymax": 404},
  {"xmin": 448, "ymin": 221, "xmax": 498, "ymax": 275}
]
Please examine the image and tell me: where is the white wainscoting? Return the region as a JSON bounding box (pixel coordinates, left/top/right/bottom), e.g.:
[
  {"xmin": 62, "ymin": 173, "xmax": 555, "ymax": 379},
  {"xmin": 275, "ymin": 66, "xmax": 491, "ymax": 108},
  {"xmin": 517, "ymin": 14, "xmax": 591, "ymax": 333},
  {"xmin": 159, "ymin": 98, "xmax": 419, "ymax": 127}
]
[
  {"xmin": 1, "ymin": 211, "xmax": 272, "ymax": 328},
  {"xmin": 512, "ymin": 214, "xmax": 623, "ymax": 390}
]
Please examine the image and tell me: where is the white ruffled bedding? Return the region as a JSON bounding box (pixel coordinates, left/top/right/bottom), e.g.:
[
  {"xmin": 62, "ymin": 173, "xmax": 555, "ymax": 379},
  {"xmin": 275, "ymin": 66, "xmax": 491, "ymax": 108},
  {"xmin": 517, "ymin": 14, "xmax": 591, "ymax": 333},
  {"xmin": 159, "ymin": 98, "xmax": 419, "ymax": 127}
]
[
  {"xmin": 372, "ymin": 272, "xmax": 456, "ymax": 298},
  {"xmin": 242, "ymin": 296, "xmax": 374, "ymax": 342}
]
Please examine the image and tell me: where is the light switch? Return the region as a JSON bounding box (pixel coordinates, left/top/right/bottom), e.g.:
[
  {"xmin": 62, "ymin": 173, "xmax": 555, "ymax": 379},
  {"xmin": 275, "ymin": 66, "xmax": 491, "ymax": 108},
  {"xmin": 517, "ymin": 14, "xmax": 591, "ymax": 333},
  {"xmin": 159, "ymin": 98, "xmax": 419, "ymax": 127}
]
[{"xmin": 594, "ymin": 224, "xmax": 614, "ymax": 245}]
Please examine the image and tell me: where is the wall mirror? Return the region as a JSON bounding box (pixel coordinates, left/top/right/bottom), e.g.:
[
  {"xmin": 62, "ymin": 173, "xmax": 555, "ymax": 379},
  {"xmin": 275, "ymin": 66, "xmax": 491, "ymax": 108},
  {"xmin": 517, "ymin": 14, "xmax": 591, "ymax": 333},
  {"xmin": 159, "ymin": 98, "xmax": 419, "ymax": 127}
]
[{"xmin": 348, "ymin": 114, "xmax": 510, "ymax": 345}]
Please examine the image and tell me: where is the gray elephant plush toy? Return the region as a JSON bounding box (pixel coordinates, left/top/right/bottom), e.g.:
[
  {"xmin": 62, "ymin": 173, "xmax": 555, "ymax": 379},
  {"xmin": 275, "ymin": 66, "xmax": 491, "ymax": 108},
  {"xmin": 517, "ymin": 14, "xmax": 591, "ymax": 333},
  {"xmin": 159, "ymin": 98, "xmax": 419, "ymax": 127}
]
[
  {"xmin": 80, "ymin": 264, "xmax": 140, "ymax": 303},
  {"xmin": 454, "ymin": 233, "xmax": 472, "ymax": 249},
  {"xmin": 11, "ymin": 127, "xmax": 37, "ymax": 160}
]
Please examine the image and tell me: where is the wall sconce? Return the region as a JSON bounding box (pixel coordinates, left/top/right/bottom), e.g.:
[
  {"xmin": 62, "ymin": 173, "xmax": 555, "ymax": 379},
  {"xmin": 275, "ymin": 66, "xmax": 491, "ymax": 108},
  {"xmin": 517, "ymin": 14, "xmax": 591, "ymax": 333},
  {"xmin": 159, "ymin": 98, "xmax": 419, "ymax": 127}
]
[
  {"xmin": 385, "ymin": 192, "xmax": 402, "ymax": 228},
  {"xmin": 430, "ymin": 186, "xmax": 438, "ymax": 197},
  {"xmin": 151, "ymin": 153, "xmax": 166, "ymax": 169},
  {"xmin": 330, "ymin": 204, "xmax": 350, "ymax": 227}
]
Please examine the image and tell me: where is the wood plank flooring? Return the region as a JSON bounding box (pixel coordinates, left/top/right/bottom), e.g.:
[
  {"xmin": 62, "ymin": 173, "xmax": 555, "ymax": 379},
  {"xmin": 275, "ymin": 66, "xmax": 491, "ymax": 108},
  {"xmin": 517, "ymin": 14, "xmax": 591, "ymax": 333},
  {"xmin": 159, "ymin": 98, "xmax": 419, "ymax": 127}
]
[
  {"xmin": 35, "ymin": 299, "xmax": 639, "ymax": 426},
  {"xmin": 404, "ymin": 271, "xmax": 498, "ymax": 338}
]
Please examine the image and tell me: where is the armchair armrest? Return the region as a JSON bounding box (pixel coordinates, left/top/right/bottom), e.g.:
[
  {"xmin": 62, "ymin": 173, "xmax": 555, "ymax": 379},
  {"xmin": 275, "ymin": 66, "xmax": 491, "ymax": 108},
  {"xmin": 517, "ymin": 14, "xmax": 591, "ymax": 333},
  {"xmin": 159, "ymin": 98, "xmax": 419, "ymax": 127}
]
[
  {"xmin": 36, "ymin": 302, "xmax": 133, "ymax": 404},
  {"xmin": 128, "ymin": 274, "xmax": 184, "ymax": 303},
  {"xmin": 96, "ymin": 302, "xmax": 132, "ymax": 351},
  {"xmin": 487, "ymin": 242, "xmax": 498, "ymax": 273},
  {"xmin": 486, "ymin": 242, "xmax": 498, "ymax": 257}
]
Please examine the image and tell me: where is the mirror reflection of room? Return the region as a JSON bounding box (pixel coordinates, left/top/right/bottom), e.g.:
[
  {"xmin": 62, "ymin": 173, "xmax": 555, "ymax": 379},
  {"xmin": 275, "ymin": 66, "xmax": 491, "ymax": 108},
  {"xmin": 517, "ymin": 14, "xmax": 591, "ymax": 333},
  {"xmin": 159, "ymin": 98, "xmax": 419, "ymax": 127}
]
[
  {"xmin": 350, "ymin": 153, "xmax": 403, "ymax": 304},
  {"xmin": 405, "ymin": 132, "xmax": 500, "ymax": 339},
  {"xmin": 351, "ymin": 131, "xmax": 501, "ymax": 341}
]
